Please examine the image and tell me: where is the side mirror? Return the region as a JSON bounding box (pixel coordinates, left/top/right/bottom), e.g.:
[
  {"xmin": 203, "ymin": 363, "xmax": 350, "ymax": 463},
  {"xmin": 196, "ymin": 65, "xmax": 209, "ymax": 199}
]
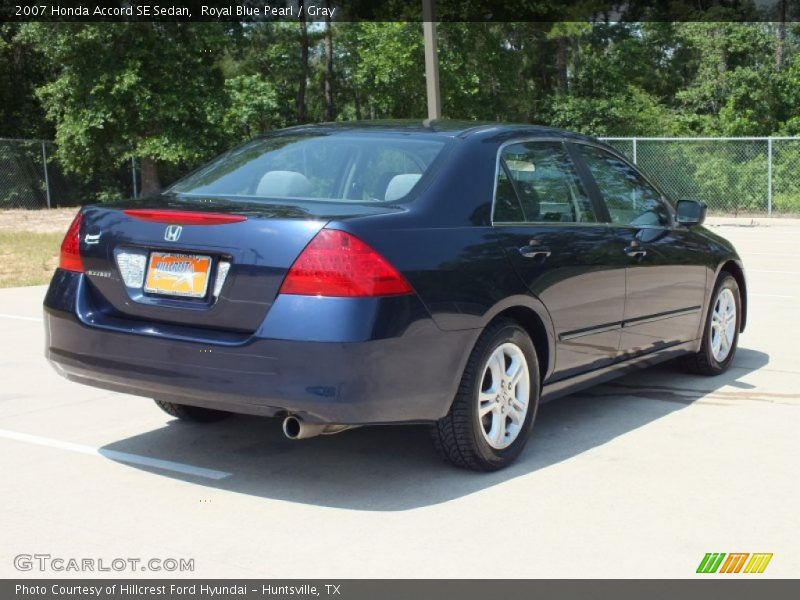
[{"xmin": 676, "ymin": 199, "xmax": 707, "ymax": 226}]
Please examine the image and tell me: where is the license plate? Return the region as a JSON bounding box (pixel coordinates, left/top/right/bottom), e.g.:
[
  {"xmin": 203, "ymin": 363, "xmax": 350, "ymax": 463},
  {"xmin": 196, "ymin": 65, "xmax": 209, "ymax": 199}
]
[{"xmin": 144, "ymin": 252, "xmax": 212, "ymax": 298}]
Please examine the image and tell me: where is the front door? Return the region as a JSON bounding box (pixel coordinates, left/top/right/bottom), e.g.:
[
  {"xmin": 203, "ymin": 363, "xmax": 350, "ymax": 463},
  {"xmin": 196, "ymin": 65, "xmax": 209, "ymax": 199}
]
[{"xmin": 573, "ymin": 143, "xmax": 707, "ymax": 357}]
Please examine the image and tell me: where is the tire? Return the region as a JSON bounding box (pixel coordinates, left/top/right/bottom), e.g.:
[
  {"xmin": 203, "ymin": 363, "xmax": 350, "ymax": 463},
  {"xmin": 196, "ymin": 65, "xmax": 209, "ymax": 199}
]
[
  {"xmin": 432, "ymin": 318, "xmax": 540, "ymax": 471},
  {"xmin": 153, "ymin": 399, "xmax": 232, "ymax": 423},
  {"xmin": 679, "ymin": 273, "xmax": 741, "ymax": 376}
]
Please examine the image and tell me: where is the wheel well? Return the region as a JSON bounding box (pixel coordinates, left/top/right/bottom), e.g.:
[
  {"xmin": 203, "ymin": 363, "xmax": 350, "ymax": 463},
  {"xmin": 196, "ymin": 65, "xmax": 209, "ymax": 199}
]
[
  {"xmin": 720, "ymin": 260, "xmax": 747, "ymax": 332},
  {"xmin": 492, "ymin": 307, "xmax": 550, "ymax": 383}
]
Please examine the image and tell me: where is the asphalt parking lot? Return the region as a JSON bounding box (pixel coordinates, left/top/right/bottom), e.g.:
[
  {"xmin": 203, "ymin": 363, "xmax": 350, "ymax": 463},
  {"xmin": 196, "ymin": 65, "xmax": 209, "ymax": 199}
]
[{"xmin": 0, "ymin": 218, "xmax": 798, "ymax": 579}]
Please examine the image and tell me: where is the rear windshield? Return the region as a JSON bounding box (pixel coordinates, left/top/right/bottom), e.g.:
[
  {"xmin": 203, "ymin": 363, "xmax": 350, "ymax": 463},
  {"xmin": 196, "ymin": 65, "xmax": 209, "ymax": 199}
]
[{"xmin": 169, "ymin": 134, "xmax": 447, "ymax": 203}]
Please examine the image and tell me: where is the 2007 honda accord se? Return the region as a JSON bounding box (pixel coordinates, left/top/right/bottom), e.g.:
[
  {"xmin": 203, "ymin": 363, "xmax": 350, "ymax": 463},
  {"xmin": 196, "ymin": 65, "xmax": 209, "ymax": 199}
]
[{"xmin": 44, "ymin": 121, "xmax": 747, "ymax": 470}]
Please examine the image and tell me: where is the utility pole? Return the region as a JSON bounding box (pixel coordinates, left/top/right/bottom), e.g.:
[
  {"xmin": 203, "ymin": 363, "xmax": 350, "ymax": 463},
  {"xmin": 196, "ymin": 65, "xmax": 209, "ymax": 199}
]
[{"xmin": 422, "ymin": 0, "xmax": 441, "ymax": 122}]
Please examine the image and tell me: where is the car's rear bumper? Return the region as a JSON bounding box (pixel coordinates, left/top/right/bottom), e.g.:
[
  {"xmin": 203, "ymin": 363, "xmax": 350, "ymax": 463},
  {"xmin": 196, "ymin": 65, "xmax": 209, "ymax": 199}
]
[{"xmin": 44, "ymin": 270, "xmax": 478, "ymax": 424}]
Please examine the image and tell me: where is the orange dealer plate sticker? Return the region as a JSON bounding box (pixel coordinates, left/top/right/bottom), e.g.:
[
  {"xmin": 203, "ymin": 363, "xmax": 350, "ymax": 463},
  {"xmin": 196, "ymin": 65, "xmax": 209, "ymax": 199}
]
[{"xmin": 144, "ymin": 252, "xmax": 212, "ymax": 298}]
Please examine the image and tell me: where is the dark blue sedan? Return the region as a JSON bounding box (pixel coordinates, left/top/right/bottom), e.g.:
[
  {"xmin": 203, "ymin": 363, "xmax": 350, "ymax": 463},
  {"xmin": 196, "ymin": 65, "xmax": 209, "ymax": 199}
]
[{"xmin": 44, "ymin": 121, "xmax": 746, "ymax": 470}]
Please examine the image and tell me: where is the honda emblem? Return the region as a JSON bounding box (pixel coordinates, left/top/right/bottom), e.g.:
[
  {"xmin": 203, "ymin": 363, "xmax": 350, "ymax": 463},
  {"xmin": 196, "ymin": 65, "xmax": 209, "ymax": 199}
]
[{"xmin": 164, "ymin": 225, "xmax": 182, "ymax": 242}]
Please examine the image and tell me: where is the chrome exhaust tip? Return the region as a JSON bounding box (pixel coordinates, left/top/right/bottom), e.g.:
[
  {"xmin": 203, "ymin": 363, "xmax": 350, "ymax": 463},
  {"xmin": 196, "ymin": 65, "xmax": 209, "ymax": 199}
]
[
  {"xmin": 282, "ymin": 416, "xmax": 351, "ymax": 440},
  {"xmin": 282, "ymin": 415, "xmax": 304, "ymax": 439}
]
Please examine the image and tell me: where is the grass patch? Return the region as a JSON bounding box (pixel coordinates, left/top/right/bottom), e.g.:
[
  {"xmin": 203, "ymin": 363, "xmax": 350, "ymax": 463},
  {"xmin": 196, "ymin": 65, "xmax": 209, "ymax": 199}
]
[{"xmin": 0, "ymin": 231, "xmax": 62, "ymax": 288}]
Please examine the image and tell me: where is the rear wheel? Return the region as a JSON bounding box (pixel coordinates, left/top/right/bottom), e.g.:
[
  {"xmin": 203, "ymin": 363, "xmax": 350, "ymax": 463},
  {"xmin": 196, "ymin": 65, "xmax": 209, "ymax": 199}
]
[
  {"xmin": 432, "ymin": 319, "xmax": 539, "ymax": 471},
  {"xmin": 153, "ymin": 400, "xmax": 232, "ymax": 423},
  {"xmin": 680, "ymin": 273, "xmax": 741, "ymax": 376}
]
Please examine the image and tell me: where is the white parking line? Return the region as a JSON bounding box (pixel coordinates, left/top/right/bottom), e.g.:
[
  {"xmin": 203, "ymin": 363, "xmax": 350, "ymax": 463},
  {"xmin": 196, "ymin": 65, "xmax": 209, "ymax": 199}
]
[
  {"xmin": 748, "ymin": 269, "xmax": 800, "ymax": 275},
  {"xmin": 0, "ymin": 428, "xmax": 232, "ymax": 480},
  {"xmin": 0, "ymin": 313, "xmax": 42, "ymax": 322}
]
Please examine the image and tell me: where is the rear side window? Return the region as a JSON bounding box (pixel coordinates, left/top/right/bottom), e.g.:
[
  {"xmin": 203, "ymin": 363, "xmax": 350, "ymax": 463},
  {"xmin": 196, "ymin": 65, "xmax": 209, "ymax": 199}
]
[
  {"xmin": 493, "ymin": 141, "xmax": 597, "ymax": 224},
  {"xmin": 494, "ymin": 166, "xmax": 525, "ymax": 222},
  {"xmin": 169, "ymin": 135, "xmax": 446, "ymax": 203},
  {"xmin": 577, "ymin": 144, "xmax": 670, "ymax": 227}
]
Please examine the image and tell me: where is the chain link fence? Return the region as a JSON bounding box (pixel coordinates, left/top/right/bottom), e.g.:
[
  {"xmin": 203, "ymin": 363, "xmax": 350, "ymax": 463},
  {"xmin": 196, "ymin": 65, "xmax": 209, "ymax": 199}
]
[
  {"xmin": 0, "ymin": 138, "xmax": 53, "ymax": 209},
  {"xmin": 601, "ymin": 137, "xmax": 800, "ymax": 216},
  {"xmin": 0, "ymin": 138, "xmax": 138, "ymax": 210}
]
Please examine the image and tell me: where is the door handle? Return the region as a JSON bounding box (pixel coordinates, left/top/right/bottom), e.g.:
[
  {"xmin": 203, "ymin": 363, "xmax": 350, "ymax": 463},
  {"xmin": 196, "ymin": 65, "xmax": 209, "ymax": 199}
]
[
  {"xmin": 519, "ymin": 246, "xmax": 552, "ymax": 259},
  {"xmin": 624, "ymin": 246, "xmax": 647, "ymax": 258}
]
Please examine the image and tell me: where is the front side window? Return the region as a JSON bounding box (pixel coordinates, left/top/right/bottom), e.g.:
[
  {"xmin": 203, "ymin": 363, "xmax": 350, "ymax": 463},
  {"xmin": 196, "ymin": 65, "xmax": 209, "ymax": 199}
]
[
  {"xmin": 169, "ymin": 135, "xmax": 446, "ymax": 204},
  {"xmin": 492, "ymin": 141, "xmax": 597, "ymax": 224},
  {"xmin": 577, "ymin": 144, "xmax": 670, "ymax": 227}
]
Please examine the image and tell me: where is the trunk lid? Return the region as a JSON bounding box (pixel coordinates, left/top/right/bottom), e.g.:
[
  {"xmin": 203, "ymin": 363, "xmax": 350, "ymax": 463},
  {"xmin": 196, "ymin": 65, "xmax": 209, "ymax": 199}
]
[{"xmin": 78, "ymin": 196, "xmax": 399, "ymax": 333}]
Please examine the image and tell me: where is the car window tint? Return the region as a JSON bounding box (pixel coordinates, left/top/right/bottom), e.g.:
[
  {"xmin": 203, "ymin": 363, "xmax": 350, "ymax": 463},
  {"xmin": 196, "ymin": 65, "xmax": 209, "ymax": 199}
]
[
  {"xmin": 169, "ymin": 136, "xmax": 446, "ymax": 204},
  {"xmin": 493, "ymin": 141, "xmax": 596, "ymax": 223},
  {"xmin": 344, "ymin": 146, "xmax": 426, "ymax": 201},
  {"xmin": 494, "ymin": 166, "xmax": 525, "ymax": 222},
  {"xmin": 578, "ymin": 144, "xmax": 669, "ymax": 226}
]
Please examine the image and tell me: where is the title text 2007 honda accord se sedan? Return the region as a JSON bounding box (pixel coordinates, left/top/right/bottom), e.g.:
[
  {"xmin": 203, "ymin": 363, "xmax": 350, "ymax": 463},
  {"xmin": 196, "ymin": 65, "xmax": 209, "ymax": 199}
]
[{"xmin": 44, "ymin": 121, "xmax": 747, "ymax": 470}]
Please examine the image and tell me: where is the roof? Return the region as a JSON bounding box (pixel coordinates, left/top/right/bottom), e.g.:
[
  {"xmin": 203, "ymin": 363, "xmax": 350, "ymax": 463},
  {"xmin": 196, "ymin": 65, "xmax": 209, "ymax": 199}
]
[{"xmin": 270, "ymin": 119, "xmax": 599, "ymax": 144}]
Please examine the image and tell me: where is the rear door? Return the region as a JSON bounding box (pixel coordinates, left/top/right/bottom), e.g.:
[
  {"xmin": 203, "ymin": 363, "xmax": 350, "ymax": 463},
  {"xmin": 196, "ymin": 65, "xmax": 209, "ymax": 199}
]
[
  {"xmin": 573, "ymin": 143, "xmax": 707, "ymax": 356},
  {"xmin": 492, "ymin": 140, "xmax": 627, "ymax": 380}
]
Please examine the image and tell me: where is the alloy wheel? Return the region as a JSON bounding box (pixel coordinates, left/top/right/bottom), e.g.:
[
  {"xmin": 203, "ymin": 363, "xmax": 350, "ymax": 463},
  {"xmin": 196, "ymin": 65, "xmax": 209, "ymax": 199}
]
[
  {"xmin": 477, "ymin": 342, "xmax": 530, "ymax": 450},
  {"xmin": 710, "ymin": 287, "xmax": 737, "ymax": 362}
]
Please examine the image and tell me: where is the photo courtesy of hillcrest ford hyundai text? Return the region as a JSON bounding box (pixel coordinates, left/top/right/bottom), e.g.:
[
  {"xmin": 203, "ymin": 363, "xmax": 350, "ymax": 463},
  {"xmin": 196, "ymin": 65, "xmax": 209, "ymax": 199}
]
[{"xmin": 44, "ymin": 121, "xmax": 746, "ymax": 471}]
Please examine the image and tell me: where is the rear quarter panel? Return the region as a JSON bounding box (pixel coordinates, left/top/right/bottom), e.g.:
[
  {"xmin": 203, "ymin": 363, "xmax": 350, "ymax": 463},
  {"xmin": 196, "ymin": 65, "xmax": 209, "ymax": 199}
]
[{"xmin": 332, "ymin": 136, "xmax": 558, "ymax": 378}]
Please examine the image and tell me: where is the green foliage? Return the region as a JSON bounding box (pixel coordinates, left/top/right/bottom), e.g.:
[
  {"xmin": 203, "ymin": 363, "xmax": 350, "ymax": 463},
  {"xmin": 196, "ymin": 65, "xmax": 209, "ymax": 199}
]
[
  {"xmin": 336, "ymin": 23, "xmax": 426, "ymax": 119},
  {"xmin": 223, "ymin": 74, "xmax": 279, "ymax": 139},
  {"xmin": 2, "ymin": 20, "xmax": 800, "ymax": 208},
  {"xmin": 549, "ymin": 87, "xmax": 678, "ymax": 136},
  {"xmin": 772, "ymin": 193, "xmax": 800, "ymax": 213},
  {"xmin": 18, "ymin": 22, "xmax": 231, "ymax": 181},
  {"xmin": 692, "ymin": 153, "xmax": 767, "ymax": 213},
  {"xmin": 0, "ymin": 24, "xmax": 55, "ymax": 139},
  {"xmin": 772, "ymin": 139, "xmax": 800, "ymax": 213}
]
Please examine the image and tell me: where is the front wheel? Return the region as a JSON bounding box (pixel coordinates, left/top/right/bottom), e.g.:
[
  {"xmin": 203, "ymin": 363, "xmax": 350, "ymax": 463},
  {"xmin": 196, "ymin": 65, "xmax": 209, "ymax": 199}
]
[
  {"xmin": 680, "ymin": 273, "xmax": 741, "ymax": 376},
  {"xmin": 432, "ymin": 319, "xmax": 540, "ymax": 471}
]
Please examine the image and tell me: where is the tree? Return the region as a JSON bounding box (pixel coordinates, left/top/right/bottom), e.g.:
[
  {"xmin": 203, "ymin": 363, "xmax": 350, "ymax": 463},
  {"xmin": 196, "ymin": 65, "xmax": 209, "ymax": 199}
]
[
  {"xmin": 297, "ymin": 2, "xmax": 309, "ymax": 123},
  {"xmin": 335, "ymin": 23, "xmax": 426, "ymax": 120},
  {"xmin": 323, "ymin": 1, "xmax": 335, "ymax": 121},
  {"xmin": 6, "ymin": 19, "xmax": 800, "ymax": 204},
  {"xmin": 222, "ymin": 74, "xmax": 279, "ymax": 140},
  {"xmin": 21, "ymin": 22, "xmax": 231, "ymax": 196},
  {"xmin": 0, "ymin": 24, "xmax": 55, "ymax": 139},
  {"xmin": 674, "ymin": 23, "xmax": 784, "ymax": 135},
  {"xmin": 776, "ymin": 0, "xmax": 787, "ymax": 70},
  {"xmin": 225, "ymin": 22, "xmax": 318, "ymax": 128}
]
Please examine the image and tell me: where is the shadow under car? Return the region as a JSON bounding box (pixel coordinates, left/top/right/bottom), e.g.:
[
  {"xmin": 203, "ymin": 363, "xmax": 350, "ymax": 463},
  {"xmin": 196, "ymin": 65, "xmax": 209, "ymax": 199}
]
[{"xmin": 99, "ymin": 348, "xmax": 769, "ymax": 511}]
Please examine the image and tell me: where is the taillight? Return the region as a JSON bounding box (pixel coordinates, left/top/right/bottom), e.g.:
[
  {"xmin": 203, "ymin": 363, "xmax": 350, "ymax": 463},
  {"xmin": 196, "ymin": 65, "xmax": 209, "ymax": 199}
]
[
  {"xmin": 59, "ymin": 211, "xmax": 83, "ymax": 273},
  {"xmin": 279, "ymin": 229, "xmax": 413, "ymax": 297},
  {"xmin": 123, "ymin": 209, "xmax": 246, "ymax": 225}
]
